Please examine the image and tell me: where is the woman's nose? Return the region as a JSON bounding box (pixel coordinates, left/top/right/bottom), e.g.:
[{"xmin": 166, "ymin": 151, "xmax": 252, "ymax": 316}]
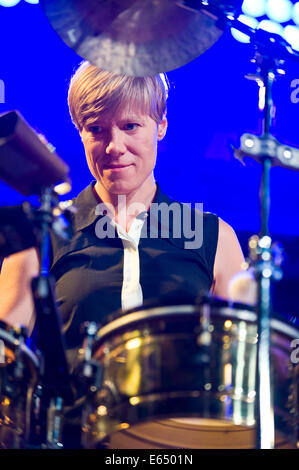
[{"xmin": 105, "ymin": 128, "xmax": 126, "ymax": 156}]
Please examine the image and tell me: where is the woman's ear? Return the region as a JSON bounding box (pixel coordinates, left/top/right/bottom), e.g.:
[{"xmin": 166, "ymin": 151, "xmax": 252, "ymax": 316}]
[{"xmin": 157, "ymin": 114, "xmax": 168, "ymax": 141}]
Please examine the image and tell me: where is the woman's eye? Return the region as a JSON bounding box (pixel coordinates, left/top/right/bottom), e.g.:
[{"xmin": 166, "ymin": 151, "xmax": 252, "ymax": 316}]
[
  {"xmin": 88, "ymin": 126, "xmax": 103, "ymax": 134},
  {"xmin": 124, "ymin": 123, "xmax": 139, "ymax": 131}
]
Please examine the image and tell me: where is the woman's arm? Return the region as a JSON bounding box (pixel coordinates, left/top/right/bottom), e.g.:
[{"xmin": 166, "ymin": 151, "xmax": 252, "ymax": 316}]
[
  {"xmin": 0, "ymin": 247, "xmax": 40, "ymax": 330},
  {"xmin": 212, "ymin": 218, "xmax": 245, "ymax": 299}
]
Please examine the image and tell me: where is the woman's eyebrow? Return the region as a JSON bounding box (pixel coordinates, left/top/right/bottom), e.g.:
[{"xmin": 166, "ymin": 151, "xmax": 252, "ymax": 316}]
[{"xmin": 119, "ymin": 114, "xmax": 146, "ymax": 123}]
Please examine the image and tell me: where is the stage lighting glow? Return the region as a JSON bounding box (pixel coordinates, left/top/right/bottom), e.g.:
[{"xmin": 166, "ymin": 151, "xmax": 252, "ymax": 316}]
[
  {"xmin": 284, "ymin": 24, "xmax": 299, "ymax": 51},
  {"xmin": 25, "ymin": 0, "xmax": 39, "ymax": 3},
  {"xmin": 266, "ymin": 0, "xmax": 293, "ymax": 23},
  {"xmin": 258, "ymin": 19, "xmax": 284, "ymax": 36},
  {"xmin": 0, "ymin": 0, "xmax": 21, "ymax": 6},
  {"xmin": 242, "ymin": 0, "xmax": 266, "ymax": 18},
  {"xmin": 231, "ymin": 15, "xmax": 259, "ymax": 43},
  {"xmin": 293, "ymin": 2, "xmax": 299, "ymax": 26}
]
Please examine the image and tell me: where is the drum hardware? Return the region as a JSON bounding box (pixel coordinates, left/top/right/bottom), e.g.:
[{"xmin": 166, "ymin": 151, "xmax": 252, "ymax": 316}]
[
  {"xmin": 75, "ymin": 322, "xmax": 103, "ymax": 396},
  {"xmin": 27, "ymin": 382, "xmax": 68, "ymax": 449},
  {"xmin": 0, "ymin": 110, "xmax": 77, "ymax": 448},
  {"xmin": 46, "ymin": 396, "xmax": 64, "ymax": 449},
  {"xmin": 78, "ymin": 302, "xmax": 299, "ymax": 449},
  {"xmin": 0, "ymin": 322, "xmax": 40, "ymax": 449},
  {"xmin": 6, "ymin": 326, "xmax": 28, "ymax": 447},
  {"xmin": 37, "ymin": 0, "xmax": 299, "ymax": 76},
  {"xmin": 27, "ymin": 383, "xmax": 47, "ymax": 448},
  {"xmin": 39, "ymin": 0, "xmax": 230, "ymax": 76},
  {"xmin": 229, "ymin": 23, "xmax": 299, "ymax": 448},
  {"xmin": 27, "ymin": 188, "xmax": 75, "ymax": 449},
  {"xmin": 0, "ymin": 110, "xmax": 70, "ymax": 197},
  {"xmin": 63, "ymin": 3, "xmax": 299, "ymax": 448},
  {"xmin": 61, "ymin": 322, "xmax": 103, "ymax": 449},
  {"xmin": 174, "ymin": 5, "xmax": 299, "ymax": 449},
  {"xmin": 11, "ymin": 326, "xmax": 27, "ymax": 382},
  {"xmin": 80, "ymin": 322, "xmax": 103, "ymax": 387},
  {"xmin": 0, "ymin": 1, "xmax": 298, "ymax": 451},
  {"xmin": 0, "ymin": 109, "xmax": 74, "ymax": 259}
]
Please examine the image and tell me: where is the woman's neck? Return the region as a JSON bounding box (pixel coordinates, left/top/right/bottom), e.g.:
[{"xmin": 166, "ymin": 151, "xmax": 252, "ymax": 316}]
[{"xmin": 94, "ymin": 176, "xmax": 157, "ymax": 232}]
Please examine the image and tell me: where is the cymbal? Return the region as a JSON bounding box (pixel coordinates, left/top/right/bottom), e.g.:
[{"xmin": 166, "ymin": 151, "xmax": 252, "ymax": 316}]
[{"xmin": 40, "ymin": 0, "xmax": 223, "ymax": 76}]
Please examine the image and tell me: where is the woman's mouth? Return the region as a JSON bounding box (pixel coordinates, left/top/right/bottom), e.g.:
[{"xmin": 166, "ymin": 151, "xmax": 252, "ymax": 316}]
[{"xmin": 103, "ymin": 163, "xmax": 133, "ymax": 171}]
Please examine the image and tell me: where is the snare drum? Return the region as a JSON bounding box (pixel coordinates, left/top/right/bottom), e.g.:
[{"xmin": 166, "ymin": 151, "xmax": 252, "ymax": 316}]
[
  {"xmin": 80, "ymin": 300, "xmax": 299, "ymax": 449},
  {"xmin": 0, "ymin": 321, "xmax": 39, "ymax": 449}
]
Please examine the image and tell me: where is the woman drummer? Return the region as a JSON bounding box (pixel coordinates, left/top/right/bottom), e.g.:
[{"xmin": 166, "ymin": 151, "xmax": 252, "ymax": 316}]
[{"xmin": 0, "ymin": 61, "xmax": 244, "ymax": 351}]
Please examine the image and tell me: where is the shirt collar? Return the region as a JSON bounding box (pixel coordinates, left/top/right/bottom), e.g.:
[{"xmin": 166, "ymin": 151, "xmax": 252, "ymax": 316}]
[
  {"xmin": 72, "ymin": 182, "xmax": 100, "ymax": 232},
  {"xmin": 72, "ymin": 181, "xmax": 174, "ymax": 232}
]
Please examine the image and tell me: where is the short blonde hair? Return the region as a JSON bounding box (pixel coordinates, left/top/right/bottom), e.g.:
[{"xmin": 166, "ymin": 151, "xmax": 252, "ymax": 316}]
[{"xmin": 68, "ymin": 61, "xmax": 169, "ymax": 132}]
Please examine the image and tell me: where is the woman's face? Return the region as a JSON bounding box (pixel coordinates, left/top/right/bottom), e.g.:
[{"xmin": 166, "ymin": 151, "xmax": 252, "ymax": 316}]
[{"xmin": 80, "ymin": 103, "xmax": 167, "ymax": 197}]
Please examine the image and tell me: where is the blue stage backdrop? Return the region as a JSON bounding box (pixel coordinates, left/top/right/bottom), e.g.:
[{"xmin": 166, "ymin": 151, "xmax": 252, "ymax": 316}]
[{"xmin": 0, "ymin": 1, "xmax": 298, "ymax": 320}]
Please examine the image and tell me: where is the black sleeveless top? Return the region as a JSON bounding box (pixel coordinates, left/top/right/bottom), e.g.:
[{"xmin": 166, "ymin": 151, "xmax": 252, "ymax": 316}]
[{"xmin": 50, "ymin": 182, "xmax": 219, "ymax": 351}]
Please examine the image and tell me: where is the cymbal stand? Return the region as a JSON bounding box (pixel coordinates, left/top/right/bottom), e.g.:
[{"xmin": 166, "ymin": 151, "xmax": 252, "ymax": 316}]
[
  {"xmin": 180, "ymin": 0, "xmax": 299, "ymax": 450},
  {"xmin": 234, "ymin": 47, "xmax": 285, "ymax": 449},
  {"xmin": 179, "ymin": 2, "xmax": 294, "ymax": 448}
]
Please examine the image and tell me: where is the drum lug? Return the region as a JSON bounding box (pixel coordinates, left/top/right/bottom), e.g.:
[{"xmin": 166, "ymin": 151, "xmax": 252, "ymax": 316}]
[
  {"xmin": 80, "ymin": 322, "xmax": 102, "ymax": 391},
  {"xmin": 13, "ymin": 327, "xmax": 28, "ymax": 382},
  {"xmin": 46, "ymin": 396, "xmax": 64, "ymax": 449}
]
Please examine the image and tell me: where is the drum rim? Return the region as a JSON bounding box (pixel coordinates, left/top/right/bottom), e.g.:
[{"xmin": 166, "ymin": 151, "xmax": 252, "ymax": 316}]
[
  {"xmin": 96, "ymin": 304, "xmax": 199, "ymax": 341},
  {"xmin": 95, "ymin": 303, "xmax": 256, "ymax": 342},
  {"xmin": 0, "ymin": 327, "xmax": 39, "ymax": 368},
  {"xmin": 270, "ymin": 318, "xmax": 299, "ymax": 340},
  {"xmin": 95, "ymin": 303, "xmax": 299, "ymax": 344}
]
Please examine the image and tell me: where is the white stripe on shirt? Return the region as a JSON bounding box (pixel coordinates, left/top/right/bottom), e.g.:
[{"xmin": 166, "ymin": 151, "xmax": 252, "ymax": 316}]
[{"xmin": 111, "ymin": 214, "xmax": 147, "ymax": 311}]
